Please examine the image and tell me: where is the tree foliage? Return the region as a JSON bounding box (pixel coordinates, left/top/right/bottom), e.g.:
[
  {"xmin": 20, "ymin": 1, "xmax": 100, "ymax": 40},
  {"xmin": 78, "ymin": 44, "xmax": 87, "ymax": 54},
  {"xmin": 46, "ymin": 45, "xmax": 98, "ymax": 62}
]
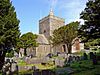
[
  {"xmin": 79, "ymin": 0, "xmax": 100, "ymax": 47},
  {"xmin": 51, "ymin": 22, "xmax": 79, "ymax": 53},
  {"xmin": 16, "ymin": 32, "xmax": 38, "ymax": 55},
  {"xmin": 0, "ymin": 0, "xmax": 20, "ymax": 69}
]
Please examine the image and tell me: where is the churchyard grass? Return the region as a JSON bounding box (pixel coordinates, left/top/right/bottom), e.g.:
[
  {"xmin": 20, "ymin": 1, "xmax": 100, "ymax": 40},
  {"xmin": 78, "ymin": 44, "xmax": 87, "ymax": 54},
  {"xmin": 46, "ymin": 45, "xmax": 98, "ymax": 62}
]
[
  {"xmin": 72, "ymin": 51, "xmax": 84, "ymax": 56},
  {"xmin": 17, "ymin": 60, "xmax": 27, "ymax": 66},
  {"xmin": 70, "ymin": 60, "xmax": 100, "ymax": 75},
  {"xmin": 35, "ymin": 63, "xmax": 55, "ymax": 70},
  {"xmin": 19, "ymin": 70, "xmax": 33, "ymax": 75},
  {"xmin": 72, "ymin": 65, "xmax": 100, "ymax": 75},
  {"xmin": 70, "ymin": 60, "xmax": 93, "ymax": 71},
  {"xmin": 18, "ymin": 62, "xmax": 55, "ymax": 74}
]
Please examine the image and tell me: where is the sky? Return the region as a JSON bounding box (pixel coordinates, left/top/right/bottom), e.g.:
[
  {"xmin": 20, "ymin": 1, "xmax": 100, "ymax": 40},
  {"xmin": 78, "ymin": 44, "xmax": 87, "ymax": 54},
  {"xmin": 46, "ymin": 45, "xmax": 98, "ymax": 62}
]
[{"xmin": 11, "ymin": 0, "xmax": 88, "ymax": 34}]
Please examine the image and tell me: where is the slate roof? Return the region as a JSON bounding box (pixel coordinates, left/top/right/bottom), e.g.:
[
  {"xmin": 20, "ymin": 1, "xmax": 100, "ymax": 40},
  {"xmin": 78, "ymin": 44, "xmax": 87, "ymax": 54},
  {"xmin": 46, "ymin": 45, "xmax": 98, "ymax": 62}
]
[{"xmin": 36, "ymin": 34, "xmax": 49, "ymax": 45}]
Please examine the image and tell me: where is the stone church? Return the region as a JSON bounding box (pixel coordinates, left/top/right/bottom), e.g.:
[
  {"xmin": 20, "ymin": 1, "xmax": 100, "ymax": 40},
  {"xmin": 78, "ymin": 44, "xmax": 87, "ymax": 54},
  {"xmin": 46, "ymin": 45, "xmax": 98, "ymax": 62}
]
[
  {"xmin": 19, "ymin": 10, "xmax": 84, "ymax": 58},
  {"xmin": 34, "ymin": 10, "xmax": 84, "ymax": 57}
]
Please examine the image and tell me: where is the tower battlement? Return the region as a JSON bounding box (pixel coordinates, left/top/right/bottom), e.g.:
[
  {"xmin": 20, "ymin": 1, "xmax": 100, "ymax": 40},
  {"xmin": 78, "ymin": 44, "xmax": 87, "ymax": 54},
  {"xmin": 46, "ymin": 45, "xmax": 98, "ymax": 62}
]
[
  {"xmin": 39, "ymin": 15, "xmax": 65, "ymax": 23},
  {"xmin": 39, "ymin": 10, "xmax": 65, "ymax": 39}
]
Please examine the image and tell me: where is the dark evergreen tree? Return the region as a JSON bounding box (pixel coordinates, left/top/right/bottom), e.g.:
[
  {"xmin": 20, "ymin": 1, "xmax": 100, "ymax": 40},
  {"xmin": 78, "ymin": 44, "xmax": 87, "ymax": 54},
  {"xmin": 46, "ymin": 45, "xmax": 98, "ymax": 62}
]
[
  {"xmin": 79, "ymin": 0, "xmax": 100, "ymax": 47},
  {"xmin": 0, "ymin": 0, "xmax": 20, "ymax": 69},
  {"xmin": 17, "ymin": 32, "xmax": 38, "ymax": 56}
]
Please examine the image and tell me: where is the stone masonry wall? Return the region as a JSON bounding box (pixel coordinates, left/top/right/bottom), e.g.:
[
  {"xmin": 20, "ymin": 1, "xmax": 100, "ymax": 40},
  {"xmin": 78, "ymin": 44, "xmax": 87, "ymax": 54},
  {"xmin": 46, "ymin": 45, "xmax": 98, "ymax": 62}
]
[
  {"xmin": 50, "ymin": 17, "xmax": 65, "ymax": 36},
  {"xmin": 36, "ymin": 44, "xmax": 51, "ymax": 57},
  {"xmin": 39, "ymin": 18, "xmax": 50, "ymax": 39},
  {"xmin": 39, "ymin": 15, "xmax": 65, "ymax": 39}
]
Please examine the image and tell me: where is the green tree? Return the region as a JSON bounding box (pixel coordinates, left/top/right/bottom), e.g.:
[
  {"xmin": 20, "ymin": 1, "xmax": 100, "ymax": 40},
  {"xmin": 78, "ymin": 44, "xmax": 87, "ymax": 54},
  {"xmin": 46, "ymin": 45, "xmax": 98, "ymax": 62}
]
[
  {"xmin": 17, "ymin": 32, "xmax": 38, "ymax": 55},
  {"xmin": 0, "ymin": 0, "xmax": 20, "ymax": 69},
  {"xmin": 51, "ymin": 22, "xmax": 79, "ymax": 53},
  {"xmin": 79, "ymin": 0, "xmax": 100, "ymax": 47}
]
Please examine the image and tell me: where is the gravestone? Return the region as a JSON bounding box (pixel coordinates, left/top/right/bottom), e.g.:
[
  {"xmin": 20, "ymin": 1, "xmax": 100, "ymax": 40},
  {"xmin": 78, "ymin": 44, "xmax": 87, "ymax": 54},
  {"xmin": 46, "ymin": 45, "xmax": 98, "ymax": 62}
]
[
  {"xmin": 42, "ymin": 70, "xmax": 50, "ymax": 75},
  {"xmin": 2, "ymin": 62, "xmax": 11, "ymax": 75},
  {"xmin": 72, "ymin": 56, "xmax": 76, "ymax": 62},
  {"xmin": 58, "ymin": 53, "xmax": 68, "ymax": 59},
  {"xmin": 67, "ymin": 56, "xmax": 73, "ymax": 64},
  {"xmin": 42, "ymin": 57, "xmax": 50, "ymax": 63},
  {"xmin": 55, "ymin": 58, "xmax": 64, "ymax": 67},
  {"xmin": 2, "ymin": 65, "xmax": 6, "ymax": 75},
  {"xmin": 65, "ymin": 53, "xmax": 68, "ymax": 58},
  {"xmin": 76, "ymin": 56, "xmax": 80, "ymax": 61},
  {"xmin": 14, "ymin": 51, "xmax": 19, "ymax": 57},
  {"xmin": 33, "ymin": 69, "xmax": 41, "ymax": 75},
  {"xmin": 55, "ymin": 58, "xmax": 60, "ymax": 67},
  {"xmin": 91, "ymin": 53, "xmax": 98, "ymax": 65},
  {"xmin": 11, "ymin": 62, "xmax": 17, "ymax": 72}
]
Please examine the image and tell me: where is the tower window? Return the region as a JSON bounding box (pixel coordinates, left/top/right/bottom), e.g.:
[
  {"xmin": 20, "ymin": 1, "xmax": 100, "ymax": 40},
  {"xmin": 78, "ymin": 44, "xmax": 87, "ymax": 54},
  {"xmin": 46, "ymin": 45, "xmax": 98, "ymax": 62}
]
[{"xmin": 44, "ymin": 30, "xmax": 46, "ymax": 33}]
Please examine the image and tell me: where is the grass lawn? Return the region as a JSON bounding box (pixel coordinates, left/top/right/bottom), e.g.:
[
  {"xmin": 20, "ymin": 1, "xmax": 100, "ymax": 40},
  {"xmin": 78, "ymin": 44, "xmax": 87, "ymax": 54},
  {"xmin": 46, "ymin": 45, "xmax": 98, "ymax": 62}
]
[
  {"xmin": 72, "ymin": 65, "xmax": 100, "ymax": 75},
  {"xmin": 18, "ymin": 63, "xmax": 55, "ymax": 75},
  {"xmin": 71, "ymin": 60, "xmax": 100, "ymax": 75}
]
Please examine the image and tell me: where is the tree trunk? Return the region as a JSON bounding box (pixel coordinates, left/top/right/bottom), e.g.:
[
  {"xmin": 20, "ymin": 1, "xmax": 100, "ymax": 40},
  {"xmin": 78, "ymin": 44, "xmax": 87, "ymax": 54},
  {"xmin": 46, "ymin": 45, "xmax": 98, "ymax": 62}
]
[
  {"xmin": 67, "ymin": 44, "xmax": 72, "ymax": 54},
  {"xmin": 24, "ymin": 48, "xmax": 27, "ymax": 56},
  {"xmin": 0, "ymin": 51, "xmax": 6, "ymax": 70}
]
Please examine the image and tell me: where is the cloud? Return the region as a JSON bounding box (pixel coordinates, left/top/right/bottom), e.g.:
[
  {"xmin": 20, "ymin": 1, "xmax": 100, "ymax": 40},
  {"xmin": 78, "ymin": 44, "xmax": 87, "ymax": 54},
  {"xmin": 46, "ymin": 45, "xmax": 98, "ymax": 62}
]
[
  {"xmin": 45, "ymin": 0, "xmax": 87, "ymax": 24},
  {"xmin": 57, "ymin": 0, "xmax": 87, "ymax": 24},
  {"xmin": 60, "ymin": 0, "xmax": 85, "ymax": 14}
]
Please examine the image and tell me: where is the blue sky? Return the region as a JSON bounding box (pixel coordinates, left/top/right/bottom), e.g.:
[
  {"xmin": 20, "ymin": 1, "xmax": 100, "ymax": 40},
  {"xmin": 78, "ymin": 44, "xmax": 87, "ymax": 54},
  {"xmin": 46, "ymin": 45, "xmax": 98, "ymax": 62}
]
[{"xmin": 11, "ymin": 0, "xmax": 87, "ymax": 34}]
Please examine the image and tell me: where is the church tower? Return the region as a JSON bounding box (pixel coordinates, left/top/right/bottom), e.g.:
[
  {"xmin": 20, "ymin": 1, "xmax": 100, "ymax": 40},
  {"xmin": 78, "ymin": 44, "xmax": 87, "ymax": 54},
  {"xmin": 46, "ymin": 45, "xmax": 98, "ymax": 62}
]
[{"xmin": 39, "ymin": 9, "xmax": 65, "ymax": 39}]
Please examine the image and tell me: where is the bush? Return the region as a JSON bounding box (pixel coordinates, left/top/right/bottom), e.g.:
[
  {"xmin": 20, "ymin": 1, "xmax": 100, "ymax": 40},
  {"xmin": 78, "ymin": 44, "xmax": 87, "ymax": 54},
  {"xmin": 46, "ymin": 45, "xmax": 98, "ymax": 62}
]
[
  {"xmin": 73, "ymin": 51, "xmax": 84, "ymax": 56},
  {"xmin": 6, "ymin": 50, "xmax": 14, "ymax": 57},
  {"xmin": 89, "ymin": 52, "xmax": 94, "ymax": 59},
  {"xmin": 83, "ymin": 53, "xmax": 88, "ymax": 60}
]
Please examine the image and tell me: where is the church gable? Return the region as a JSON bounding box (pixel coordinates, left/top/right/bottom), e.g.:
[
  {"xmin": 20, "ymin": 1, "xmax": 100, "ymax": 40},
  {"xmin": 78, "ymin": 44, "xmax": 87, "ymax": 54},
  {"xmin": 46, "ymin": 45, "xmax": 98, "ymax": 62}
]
[{"xmin": 36, "ymin": 34, "xmax": 49, "ymax": 45}]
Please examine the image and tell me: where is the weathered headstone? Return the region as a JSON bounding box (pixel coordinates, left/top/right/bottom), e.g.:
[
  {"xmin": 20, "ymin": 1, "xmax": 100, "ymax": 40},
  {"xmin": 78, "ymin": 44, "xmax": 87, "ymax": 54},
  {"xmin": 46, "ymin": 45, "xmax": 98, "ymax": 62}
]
[
  {"xmin": 72, "ymin": 56, "xmax": 76, "ymax": 62},
  {"xmin": 33, "ymin": 69, "xmax": 41, "ymax": 75},
  {"xmin": 67, "ymin": 56, "xmax": 73, "ymax": 64},
  {"xmin": 11, "ymin": 62, "xmax": 17, "ymax": 72},
  {"xmin": 55, "ymin": 58, "xmax": 64, "ymax": 67},
  {"xmin": 55, "ymin": 58, "xmax": 60, "ymax": 67},
  {"xmin": 42, "ymin": 70, "xmax": 50, "ymax": 75}
]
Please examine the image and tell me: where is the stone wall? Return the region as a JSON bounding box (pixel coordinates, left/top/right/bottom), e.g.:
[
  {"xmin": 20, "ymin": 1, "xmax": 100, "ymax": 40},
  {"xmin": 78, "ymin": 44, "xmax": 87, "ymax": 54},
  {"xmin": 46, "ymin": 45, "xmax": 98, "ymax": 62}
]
[
  {"xmin": 36, "ymin": 44, "xmax": 51, "ymax": 57},
  {"xmin": 39, "ymin": 18, "xmax": 50, "ymax": 39},
  {"xmin": 50, "ymin": 17, "xmax": 65, "ymax": 36},
  {"xmin": 72, "ymin": 38, "xmax": 84, "ymax": 53},
  {"xmin": 26, "ymin": 47, "xmax": 36, "ymax": 57},
  {"xmin": 39, "ymin": 12, "xmax": 65, "ymax": 55},
  {"xmin": 39, "ymin": 15, "xmax": 65, "ymax": 39}
]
